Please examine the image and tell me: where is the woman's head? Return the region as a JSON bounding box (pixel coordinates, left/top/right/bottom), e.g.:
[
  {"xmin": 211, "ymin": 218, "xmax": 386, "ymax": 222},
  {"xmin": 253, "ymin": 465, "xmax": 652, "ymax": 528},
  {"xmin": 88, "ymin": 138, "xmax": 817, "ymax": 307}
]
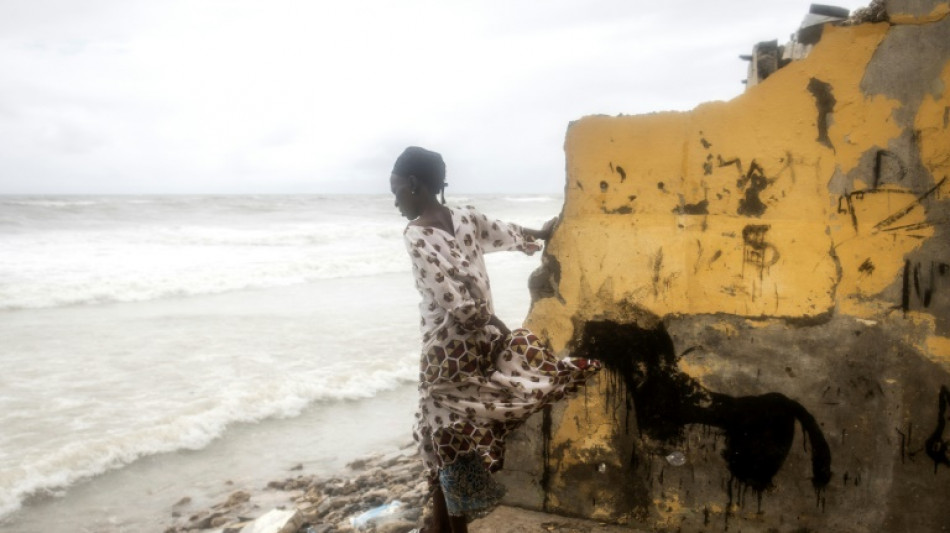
[{"xmin": 390, "ymin": 146, "xmax": 447, "ymax": 219}]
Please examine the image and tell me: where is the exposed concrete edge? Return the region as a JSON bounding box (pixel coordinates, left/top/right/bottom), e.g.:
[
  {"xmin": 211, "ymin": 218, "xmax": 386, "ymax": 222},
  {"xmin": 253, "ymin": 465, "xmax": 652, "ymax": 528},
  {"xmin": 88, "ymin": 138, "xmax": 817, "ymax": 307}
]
[{"xmin": 889, "ymin": 2, "xmax": 950, "ymax": 24}]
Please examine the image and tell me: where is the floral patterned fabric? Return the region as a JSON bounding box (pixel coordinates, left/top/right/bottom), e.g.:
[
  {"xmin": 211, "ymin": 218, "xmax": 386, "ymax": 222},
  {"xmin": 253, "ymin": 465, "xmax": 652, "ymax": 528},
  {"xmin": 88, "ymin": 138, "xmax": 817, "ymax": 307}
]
[{"xmin": 404, "ymin": 206, "xmax": 601, "ymax": 496}]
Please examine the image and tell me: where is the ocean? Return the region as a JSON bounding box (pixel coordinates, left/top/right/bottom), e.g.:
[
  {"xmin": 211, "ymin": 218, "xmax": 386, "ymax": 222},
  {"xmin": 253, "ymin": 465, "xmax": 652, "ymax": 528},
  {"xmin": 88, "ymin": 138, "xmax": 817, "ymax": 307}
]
[{"xmin": 0, "ymin": 194, "xmax": 562, "ymax": 532}]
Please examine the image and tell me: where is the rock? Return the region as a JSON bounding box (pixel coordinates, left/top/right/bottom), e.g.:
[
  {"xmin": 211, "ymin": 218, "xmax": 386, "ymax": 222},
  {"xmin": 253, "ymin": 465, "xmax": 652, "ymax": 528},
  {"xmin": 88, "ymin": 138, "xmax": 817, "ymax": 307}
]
[
  {"xmin": 345, "ymin": 458, "xmax": 370, "ymax": 471},
  {"xmin": 302, "ymin": 525, "xmax": 334, "ymax": 533},
  {"xmin": 236, "ymin": 508, "xmax": 300, "ymax": 533},
  {"xmin": 192, "ymin": 511, "xmax": 227, "ymax": 529},
  {"xmin": 387, "ymin": 484, "xmax": 408, "ymax": 497},
  {"xmin": 289, "ymin": 464, "xmax": 303, "ymax": 471},
  {"xmin": 376, "ymin": 519, "xmax": 417, "ymax": 533},
  {"xmin": 315, "ymin": 498, "xmax": 333, "ymax": 515},
  {"xmin": 219, "ymin": 490, "xmax": 251, "ymax": 509},
  {"xmin": 174, "ymin": 496, "xmax": 192, "ymax": 507}
]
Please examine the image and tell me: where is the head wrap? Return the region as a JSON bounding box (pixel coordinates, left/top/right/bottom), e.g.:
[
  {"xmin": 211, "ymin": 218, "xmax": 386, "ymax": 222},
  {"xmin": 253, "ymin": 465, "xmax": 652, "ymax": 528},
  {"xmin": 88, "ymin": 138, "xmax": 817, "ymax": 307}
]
[{"xmin": 392, "ymin": 146, "xmax": 447, "ymax": 203}]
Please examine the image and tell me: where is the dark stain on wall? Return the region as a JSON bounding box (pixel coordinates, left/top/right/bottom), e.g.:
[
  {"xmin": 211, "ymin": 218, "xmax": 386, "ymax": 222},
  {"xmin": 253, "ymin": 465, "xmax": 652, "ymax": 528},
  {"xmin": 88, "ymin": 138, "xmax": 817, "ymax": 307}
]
[
  {"xmin": 925, "ymin": 385, "xmax": 950, "ymax": 472},
  {"xmin": 528, "ymin": 255, "xmax": 564, "ymax": 304},
  {"xmin": 673, "ymin": 200, "xmax": 709, "ymax": 215},
  {"xmin": 807, "ymin": 77, "xmax": 836, "ymax": 149},
  {"xmin": 573, "ymin": 320, "xmax": 832, "ymax": 505}
]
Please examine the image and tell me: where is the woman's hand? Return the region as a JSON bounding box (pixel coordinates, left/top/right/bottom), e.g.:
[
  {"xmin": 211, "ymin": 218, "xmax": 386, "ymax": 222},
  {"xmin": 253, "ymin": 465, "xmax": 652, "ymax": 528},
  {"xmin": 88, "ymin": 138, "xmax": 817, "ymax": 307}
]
[
  {"xmin": 488, "ymin": 314, "xmax": 511, "ymax": 338},
  {"xmin": 525, "ymin": 216, "xmax": 559, "ymax": 241}
]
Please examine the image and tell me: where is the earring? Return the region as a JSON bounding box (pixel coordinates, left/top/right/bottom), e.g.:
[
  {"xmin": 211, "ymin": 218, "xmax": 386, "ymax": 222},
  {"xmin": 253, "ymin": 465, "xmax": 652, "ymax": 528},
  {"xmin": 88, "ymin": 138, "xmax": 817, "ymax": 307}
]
[{"xmin": 411, "ymin": 188, "xmax": 417, "ymax": 195}]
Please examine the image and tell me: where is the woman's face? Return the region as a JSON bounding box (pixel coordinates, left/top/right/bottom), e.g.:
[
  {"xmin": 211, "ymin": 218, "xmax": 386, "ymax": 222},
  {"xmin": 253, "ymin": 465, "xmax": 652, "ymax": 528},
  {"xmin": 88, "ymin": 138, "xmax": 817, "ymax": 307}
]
[{"xmin": 390, "ymin": 173, "xmax": 422, "ymax": 220}]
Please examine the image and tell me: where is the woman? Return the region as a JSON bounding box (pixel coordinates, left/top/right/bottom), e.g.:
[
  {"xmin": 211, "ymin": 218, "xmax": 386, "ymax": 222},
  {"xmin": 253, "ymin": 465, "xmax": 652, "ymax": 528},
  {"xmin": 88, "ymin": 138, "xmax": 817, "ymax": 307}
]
[{"xmin": 390, "ymin": 146, "xmax": 600, "ymax": 533}]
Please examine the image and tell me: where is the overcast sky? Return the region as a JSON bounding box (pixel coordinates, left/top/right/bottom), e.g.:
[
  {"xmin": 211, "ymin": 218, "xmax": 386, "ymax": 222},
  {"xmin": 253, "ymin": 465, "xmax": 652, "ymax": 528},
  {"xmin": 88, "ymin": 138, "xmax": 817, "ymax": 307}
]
[{"xmin": 0, "ymin": 0, "xmax": 869, "ymax": 195}]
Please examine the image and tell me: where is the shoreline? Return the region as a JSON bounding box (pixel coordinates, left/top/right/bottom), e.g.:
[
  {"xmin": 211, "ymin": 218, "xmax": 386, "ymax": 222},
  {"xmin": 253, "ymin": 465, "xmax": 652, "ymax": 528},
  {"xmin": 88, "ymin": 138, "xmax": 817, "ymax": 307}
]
[
  {"xmin": 160, "ymin": 444, "xmax": 640, "ymax": 533},
  {"xmin": 0, "ymin": 385, "xmax": 419, "ymax": 533},
  {"xmin": 162, "ymin": 443, "xmax": 428, "ymax": 533}
]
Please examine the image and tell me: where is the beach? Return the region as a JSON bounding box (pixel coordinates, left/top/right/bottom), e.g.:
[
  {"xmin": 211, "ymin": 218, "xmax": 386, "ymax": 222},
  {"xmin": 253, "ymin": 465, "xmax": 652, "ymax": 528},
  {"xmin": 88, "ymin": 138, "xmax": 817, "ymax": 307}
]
[{"xmin": 0, "ymin": 194, "xmax": 558, "ymax": 532}]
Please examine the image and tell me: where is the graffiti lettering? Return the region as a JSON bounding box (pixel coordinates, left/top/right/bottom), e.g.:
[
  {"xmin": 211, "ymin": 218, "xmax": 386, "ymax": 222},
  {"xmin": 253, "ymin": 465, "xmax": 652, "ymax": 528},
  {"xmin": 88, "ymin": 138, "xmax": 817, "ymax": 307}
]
[
  {"xmin": 742, "ymin": 225, "xmax": 780, "ymax": 300},
  {"xmin": 837, "ymin": 176, "xmax": 945, "ymax": 234}
]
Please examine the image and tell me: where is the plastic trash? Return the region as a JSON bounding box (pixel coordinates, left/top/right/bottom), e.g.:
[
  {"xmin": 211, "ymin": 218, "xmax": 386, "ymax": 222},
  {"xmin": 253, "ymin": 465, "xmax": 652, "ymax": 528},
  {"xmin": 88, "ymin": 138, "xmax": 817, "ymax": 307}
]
[
  {"xmin": 665, "ymin": 451, "xmax": 686, "ymax": 466},
  {"xmin": 350, "ymin": 500, "xmax": 404, "ymax": 530}
]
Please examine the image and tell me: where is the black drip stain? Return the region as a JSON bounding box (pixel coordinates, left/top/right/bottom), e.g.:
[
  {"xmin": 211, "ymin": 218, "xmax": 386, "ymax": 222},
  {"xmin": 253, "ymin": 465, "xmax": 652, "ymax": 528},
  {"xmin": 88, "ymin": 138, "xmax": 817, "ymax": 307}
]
[
  {"xmin": 657, "ymin": 182, "xmax": 665, "ymax": 190},
  {"xmin": 576, "ymin": 180, "xmax": 584, "ymax": 190},
  {"xmin": 924, "ymin": 385, "xmax": 950, "ymax": 472},
  {"xmin": 701, "ymin": 137, "xmax": 712, "ymax": 149},
  {"xmin": 704, "ymin": 154, "xmax": 714, "ymax": 176},
  {"xmin": 574, "ymin": 321, "xmax": 832, "ymax": 514},
  {"xmin": 807, "ymin": 77, "xmax": 837, "ymax": 149},
  {"xmin": 858, "ymin": 258, "xmax": 875, "ymax": 275},
  {"xmin": 673, "ymin": 200, "xmax": 709, "ymax": 215},
  {"xmin": 737, "ymin": 161, "xmax": 769, "ymax": 217},
  {"xmin": 600, "ymin": 180, "xmax": 609, "ymax": 192},
  {"xmin": 943, "ymin": 106, "xmax": 949, "ymax": 129}
]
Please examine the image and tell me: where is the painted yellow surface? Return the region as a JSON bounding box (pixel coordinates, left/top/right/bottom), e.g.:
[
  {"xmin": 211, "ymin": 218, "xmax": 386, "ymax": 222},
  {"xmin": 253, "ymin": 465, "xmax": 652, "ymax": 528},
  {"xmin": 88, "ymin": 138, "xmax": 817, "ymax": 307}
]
[
  {"xmin": 537, "ymin": 23, "xmax": 911, "ymax": 352},
  {"xmin": 533, "ymin": 18, "xmax": 950, "ymax": 523}
]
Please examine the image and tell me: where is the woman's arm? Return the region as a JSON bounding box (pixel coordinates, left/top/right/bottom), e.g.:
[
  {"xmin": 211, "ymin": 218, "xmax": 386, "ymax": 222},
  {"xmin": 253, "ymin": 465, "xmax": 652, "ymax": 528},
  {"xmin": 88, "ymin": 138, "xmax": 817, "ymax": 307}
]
[{"xmin": 522, "ymin": 216, "xmax": 558, "ymax": 242}]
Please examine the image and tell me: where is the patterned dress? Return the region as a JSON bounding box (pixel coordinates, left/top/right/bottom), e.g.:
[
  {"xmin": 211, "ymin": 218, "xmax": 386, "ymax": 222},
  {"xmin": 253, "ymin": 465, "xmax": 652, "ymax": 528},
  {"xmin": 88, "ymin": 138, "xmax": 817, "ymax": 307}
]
[{"xmin": 404, "ymin": 206, "xmax": 600, "ymax": 518}]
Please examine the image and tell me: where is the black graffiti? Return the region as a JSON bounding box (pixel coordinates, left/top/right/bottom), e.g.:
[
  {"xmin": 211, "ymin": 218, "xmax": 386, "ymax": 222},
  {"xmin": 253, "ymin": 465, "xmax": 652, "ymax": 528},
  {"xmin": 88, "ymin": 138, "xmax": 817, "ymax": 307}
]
[
  {"xmin": 736, "ymin": 161, "xmax": 771, "ymax": 217},
  {"xmin": 837, "ymin": 176, "xmax": 945, "ymax": 234},
  {"xmin": 574, "ymin": 321, "xmax": 832, "ymax": 502},
  {"xmin": 901, "ymin": 260, "xmax": 950, "ymax": 312},
  {"xmin": 924, "ymin": 386, "xmax": 950, "ymax": 472},
  {"xmin": 742, "ymin": 225, "xmax": 780, "ymax": 295}
]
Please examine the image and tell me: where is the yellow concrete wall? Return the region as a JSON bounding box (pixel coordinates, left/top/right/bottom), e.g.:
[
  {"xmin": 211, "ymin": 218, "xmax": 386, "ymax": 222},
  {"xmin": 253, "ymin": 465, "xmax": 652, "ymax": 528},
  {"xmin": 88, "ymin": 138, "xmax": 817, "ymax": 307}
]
[
  {"xmin": 519, "ymin": 8, "xmax": 950, "ymax": 529},
  {"xmin": 530, "ymin": 21, "xmax": 948, "ymax": 352}
]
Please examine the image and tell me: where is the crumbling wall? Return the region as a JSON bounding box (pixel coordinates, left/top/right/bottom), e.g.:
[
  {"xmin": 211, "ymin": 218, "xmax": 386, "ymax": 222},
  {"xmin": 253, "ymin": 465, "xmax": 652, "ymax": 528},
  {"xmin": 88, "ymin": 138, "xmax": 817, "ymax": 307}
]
[{"xmin": 501, "ymin": 2, "xmax": 950, "ymax": 531}]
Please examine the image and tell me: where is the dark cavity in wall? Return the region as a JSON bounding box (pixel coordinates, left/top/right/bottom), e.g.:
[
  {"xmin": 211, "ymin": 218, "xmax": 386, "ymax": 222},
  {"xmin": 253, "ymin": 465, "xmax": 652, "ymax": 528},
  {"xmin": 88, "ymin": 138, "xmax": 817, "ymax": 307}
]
[
  {"xmin": 572, "ymin": 320, "xmax": 832, "ymax": 500},
  {"xmin": 807, "ymin": 77, "xmax": 837, "ymax": 149}
]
